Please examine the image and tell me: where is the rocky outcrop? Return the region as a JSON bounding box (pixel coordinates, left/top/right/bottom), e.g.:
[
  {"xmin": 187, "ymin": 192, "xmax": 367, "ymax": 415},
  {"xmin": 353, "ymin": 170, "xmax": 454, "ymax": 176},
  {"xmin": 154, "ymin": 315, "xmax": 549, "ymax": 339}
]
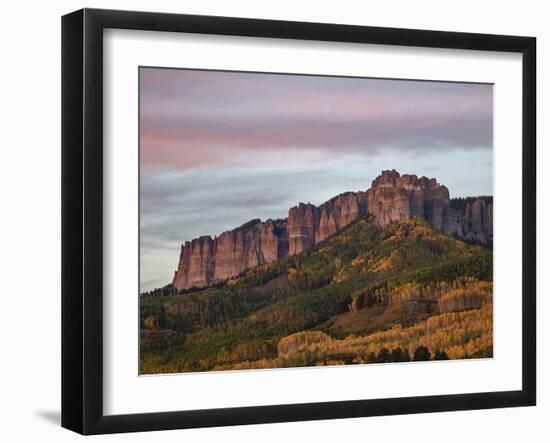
[
  {"xmin": 366, "ymin": 170, "xmax": 493, "ymax": 246},
  {"xmin": 173, "ymin": 236, "xmax": 215, "ymax": 290},
  {"xmin": 173, "ymin": 219, "xmax": 288, "ymax": 289},
  {"xmin": 287, "ymin": 192, "xmax": 368, "ymax": 255},
  {"xmin": 366, "ymin": 169, "xmax": 450, "ymax": 229},
  {"xmin": 172, "ymin": 170, "xmax": 493, "ymax": 290},
  {"xmin": 287, "ymin": 203, "xmax": 319, "ymax": 256},
  {"xmin": 447, "ymin": 196, "xmax": 493, "ymax": 246},
  {"xmin": 316, "ymin": 192, "xmax": 368, "ymax": 243}
]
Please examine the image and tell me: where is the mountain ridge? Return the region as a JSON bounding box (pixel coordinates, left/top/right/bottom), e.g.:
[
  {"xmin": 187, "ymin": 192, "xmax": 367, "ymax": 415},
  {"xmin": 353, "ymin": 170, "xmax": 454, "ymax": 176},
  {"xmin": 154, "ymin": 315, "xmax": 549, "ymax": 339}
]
[
  {"xmin": 141, "ymin": 216, "xmax": 493, "ymax": 373},
  {"xmin": 172, "ymin": 170, "xmax": 493, "ymax": 290}
]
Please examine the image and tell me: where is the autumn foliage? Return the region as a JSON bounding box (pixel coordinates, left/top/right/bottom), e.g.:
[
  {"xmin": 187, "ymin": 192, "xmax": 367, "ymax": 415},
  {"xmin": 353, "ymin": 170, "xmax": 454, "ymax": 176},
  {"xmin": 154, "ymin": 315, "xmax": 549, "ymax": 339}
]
[{"xmin": 140, "ymin": 218, "xmax": 493, "ymax": 374}]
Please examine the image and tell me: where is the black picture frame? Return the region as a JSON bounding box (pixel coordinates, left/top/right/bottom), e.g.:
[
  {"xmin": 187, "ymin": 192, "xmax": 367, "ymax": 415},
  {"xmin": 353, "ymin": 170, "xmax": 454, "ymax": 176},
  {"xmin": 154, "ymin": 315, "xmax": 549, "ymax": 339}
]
[{"xmin": 62, "ymin": 8, "xmax": 536, "ymax": 435}]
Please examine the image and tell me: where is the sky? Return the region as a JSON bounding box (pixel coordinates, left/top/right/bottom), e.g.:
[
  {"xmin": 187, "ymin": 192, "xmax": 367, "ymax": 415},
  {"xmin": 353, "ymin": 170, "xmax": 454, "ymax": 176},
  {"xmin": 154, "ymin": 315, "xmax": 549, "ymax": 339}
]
[{"xmin": 140, "ymin": 67, "xmax": 493, "ymax": 292}]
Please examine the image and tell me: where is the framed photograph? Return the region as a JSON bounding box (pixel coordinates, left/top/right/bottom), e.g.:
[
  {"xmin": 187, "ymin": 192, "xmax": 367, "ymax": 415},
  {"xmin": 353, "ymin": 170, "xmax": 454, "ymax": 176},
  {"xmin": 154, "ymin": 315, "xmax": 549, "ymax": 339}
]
[{"xmin": 62, "ymin": 8, "xmax": 536, "ymax": 435}]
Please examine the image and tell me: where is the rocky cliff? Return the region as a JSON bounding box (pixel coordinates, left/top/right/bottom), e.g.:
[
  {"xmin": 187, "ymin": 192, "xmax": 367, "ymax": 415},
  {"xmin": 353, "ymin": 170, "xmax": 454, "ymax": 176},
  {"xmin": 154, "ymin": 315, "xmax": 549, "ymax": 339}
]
[
  {"xmin": 172, "ymin": 170, "xmax": 493, "ymax": 290},
  {"xmin": 287, "ymin": 192, "xmax": 368, "ymax": 255},
  {"xmin": 365, "ymin": 170, "xmax": 493, "ymax": 246},
  {"xmin": 448, "ymin": 196, "xmax": 493, "ymax": 246},
  {"xmin": 172, "ymin": 219, "xmax": 288, "ymax": 290}
]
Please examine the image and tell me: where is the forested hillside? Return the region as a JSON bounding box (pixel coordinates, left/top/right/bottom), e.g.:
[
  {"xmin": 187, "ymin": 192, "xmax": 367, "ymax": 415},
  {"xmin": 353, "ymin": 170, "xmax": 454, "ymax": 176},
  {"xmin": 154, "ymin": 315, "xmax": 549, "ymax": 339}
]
[{"xmin": 140, "ymin": 217, "xmax": 493, "ymax": 374}]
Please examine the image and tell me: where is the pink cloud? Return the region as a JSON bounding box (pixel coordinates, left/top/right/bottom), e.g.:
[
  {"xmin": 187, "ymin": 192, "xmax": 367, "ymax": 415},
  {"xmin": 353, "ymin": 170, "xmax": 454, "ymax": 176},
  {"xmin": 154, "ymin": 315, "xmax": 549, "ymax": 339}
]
[{"xmin": 139, "ymin": 68, "xmax": 492, "ymax": 172}]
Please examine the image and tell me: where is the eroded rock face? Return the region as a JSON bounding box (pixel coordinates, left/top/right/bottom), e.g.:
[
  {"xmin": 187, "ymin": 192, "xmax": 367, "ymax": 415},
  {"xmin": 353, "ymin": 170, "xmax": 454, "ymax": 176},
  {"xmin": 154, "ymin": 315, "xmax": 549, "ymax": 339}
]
[
  {"xmin": 173, "ymin": 236, "xmax": 215, "ymax": 290},
  {"xmin": 366, "ymin": 170, "xmax": 492, "ymax": 245},
  {"xmin": 316, "ymin": 192, "xmax": 368, "ymax": 243},
  {"xmin": 286, "ymin": 192, "xmax": 369, "ymax": 255},
  {"xmin": 172, "ymin": 170, "xmax": 493, "ymax": 290},
  {"xmin": 446, "ymin": 196, "xmax": 493, "ymax": 246},
  {"xmin": 366, "ymin": 169, "xmax": 451, "ymax": 230},
  {"xmin": 287, "ymin": 203, "xmax": 319, "ymax": 256},
  {"xmin": 173, "ymin": 219, "xmax": 288, "ymax": 289}
]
